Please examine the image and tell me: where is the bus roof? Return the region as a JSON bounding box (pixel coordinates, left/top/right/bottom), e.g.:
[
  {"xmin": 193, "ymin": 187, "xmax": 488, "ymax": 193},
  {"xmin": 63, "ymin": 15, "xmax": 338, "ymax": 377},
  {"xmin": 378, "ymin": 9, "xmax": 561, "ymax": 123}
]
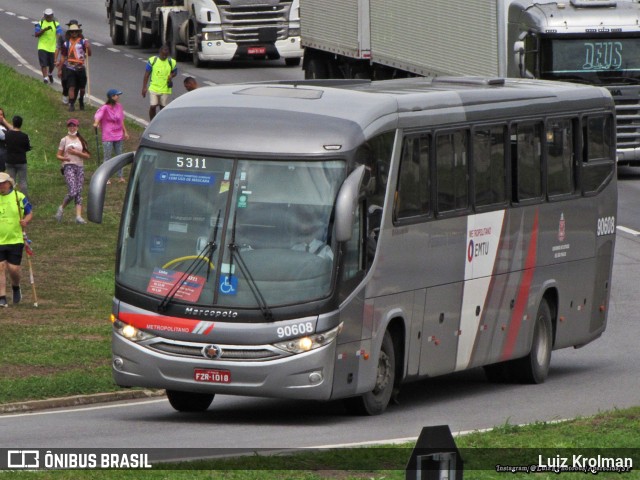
[{"xmin": 142, "ymin": 77, "xmax": 614, "ymax": 155}]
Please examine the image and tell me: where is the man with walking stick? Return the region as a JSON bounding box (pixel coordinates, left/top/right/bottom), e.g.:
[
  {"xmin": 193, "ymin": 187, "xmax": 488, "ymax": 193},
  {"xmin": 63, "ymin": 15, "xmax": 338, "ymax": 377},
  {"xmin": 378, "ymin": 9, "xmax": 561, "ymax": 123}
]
[{"xmin": 0, "ymin": 172, "xmax": 33, "ymax": 307}]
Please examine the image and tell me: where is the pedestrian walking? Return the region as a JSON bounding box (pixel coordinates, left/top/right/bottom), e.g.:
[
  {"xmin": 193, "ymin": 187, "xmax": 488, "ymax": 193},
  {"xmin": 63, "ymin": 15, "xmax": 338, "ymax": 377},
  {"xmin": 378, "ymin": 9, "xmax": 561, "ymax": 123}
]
[
  {"xmin": 1, "ymin": 116, "xmax": 31, "ymax": 198},
  {"xmin": 93, "ymin": 89, "xmax": 130, "ymax": 184},
  {"xmin": 0, "ymin": 172, "xmax": 33, "ymax": 307},
  {"xmin": 34, "ymin": 8, "xmax": 63, "ymax": 84},
  {"xmin": 0, "ymin": 108, "xmax": 8, "ymax": 172},
  {"xmin": 54, "ymin": 19, "xmax": 81, "ymax": 105},
  {"xmin": 57, "ymin": 24, "xmax": 91, "ymax": 112},
  {"xmin": 142, "ymin": 45, "xmax": 178, "ymax": 120},
  {"xmin": 55, "ymin": 119, "xmax": 90, "ymax": 224},
  {"xmin": 183, "ymin": 76, "xmax": 198, "ymax": 92}
]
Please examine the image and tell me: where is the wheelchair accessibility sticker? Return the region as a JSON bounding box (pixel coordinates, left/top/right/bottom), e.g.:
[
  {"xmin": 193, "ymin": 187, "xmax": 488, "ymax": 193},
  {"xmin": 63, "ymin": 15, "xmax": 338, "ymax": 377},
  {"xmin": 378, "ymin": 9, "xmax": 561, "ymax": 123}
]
[{"xmin": 219, "ymin": 275, "xmax": 238, "ymax": 295}]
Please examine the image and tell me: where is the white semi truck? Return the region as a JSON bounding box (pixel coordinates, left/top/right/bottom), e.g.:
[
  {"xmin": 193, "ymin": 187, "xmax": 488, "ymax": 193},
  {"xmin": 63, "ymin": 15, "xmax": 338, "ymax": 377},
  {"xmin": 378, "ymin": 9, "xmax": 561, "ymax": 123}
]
[
  {"xmin": 301, "ymin": 0, "xmax": 640, "ymax": 164},
  {"xmin": 106, "ymin": 0, "xmax": 302, "ymax": 67}
]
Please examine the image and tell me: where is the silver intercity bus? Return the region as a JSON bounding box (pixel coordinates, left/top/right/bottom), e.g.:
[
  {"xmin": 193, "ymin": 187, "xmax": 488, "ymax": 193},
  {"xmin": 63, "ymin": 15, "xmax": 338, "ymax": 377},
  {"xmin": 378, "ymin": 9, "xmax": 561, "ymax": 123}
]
[{"xmin": 89, "ymin": 77, "xmax": 617, "ymax": 415}]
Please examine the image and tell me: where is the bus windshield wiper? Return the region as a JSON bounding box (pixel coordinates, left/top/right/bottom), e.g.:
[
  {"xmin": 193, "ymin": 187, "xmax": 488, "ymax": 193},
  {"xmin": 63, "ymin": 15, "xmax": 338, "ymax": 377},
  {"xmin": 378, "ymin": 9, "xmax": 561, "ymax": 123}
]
[
  {"xmin": 158, "ymin": 210, "xmax": 221, "ymax": 312},
  {"xmin": 228, "ymin": 211, "xmax": 274, "ymax": 321}
]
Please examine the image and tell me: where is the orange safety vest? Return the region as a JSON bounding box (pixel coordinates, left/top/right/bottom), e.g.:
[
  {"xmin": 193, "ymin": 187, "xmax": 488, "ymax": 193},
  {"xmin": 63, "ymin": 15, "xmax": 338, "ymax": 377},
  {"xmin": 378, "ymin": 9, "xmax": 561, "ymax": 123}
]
[{"xmin": 65, "ymin": 37, "xmax": 86, "ymax": 66}]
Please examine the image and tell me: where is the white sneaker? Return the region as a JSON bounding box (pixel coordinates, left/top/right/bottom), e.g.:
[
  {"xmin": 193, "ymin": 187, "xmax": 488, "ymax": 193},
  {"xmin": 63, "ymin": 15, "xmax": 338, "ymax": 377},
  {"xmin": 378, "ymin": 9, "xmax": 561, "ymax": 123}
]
[
  {"xmin": 76, "ymin": 216, "xmax": 87, "ymax": 224},
  {"xmin": 62, "ymin": 95, "xmax": 69, "ymax": 105},
  {"xmin": 54, "ymin": 206, "xmax": 63, "ymax": 222}
]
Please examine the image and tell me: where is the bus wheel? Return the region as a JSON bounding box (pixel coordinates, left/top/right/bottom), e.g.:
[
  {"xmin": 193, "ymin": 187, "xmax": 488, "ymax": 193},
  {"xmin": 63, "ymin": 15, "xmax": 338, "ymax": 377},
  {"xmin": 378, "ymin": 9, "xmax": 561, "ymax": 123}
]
[
  {"xmin": 343, "ymin": 331, "xmax": 395, "ymax": 416},
  {"xmin": 514, "ymin": 299, "xmax": 553, "ymax": 384},
  {"xmin": 166, "ymin": 390, "xmax": 214, "ymax": 412}
]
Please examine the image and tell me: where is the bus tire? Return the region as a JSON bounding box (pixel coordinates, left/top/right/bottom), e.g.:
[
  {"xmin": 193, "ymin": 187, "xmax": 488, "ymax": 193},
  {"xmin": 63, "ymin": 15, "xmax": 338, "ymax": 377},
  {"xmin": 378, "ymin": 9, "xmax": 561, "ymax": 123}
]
[
  {"xmin": 513, "ymin": 299, "xmax": 553, "ymax": 384},
  {"xmin": 166, "ymin": 390, "xmax": 214, "ymax": 412},
  {"xmin": 343, "ymin": 331, "xmax": 395, "ymax": 416}
]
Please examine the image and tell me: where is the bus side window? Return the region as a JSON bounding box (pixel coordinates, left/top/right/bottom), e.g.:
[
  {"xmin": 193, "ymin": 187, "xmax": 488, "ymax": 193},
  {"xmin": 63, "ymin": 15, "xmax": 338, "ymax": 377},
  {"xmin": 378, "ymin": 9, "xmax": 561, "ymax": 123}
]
[
  {"xmin": 546, "ymin": 118, "xmax": 576, "ymax": 197},
  {"xmin": 436, "ymin": 130, "xmax": 469, "ymax": 214},
  {"xmin": 394, "ymin": 134, "xmax": 430, "ymax": 221},
  {"xmin": 512, "ymin": 122, "xmax": 543, "ymax": 202},
  {"xmin": 583, "ymin": 115, "xmax": 615, "ymax": 194},
  {"xmin": 473, "ymin": 126, "xmax": 506, "ymax": 208}
]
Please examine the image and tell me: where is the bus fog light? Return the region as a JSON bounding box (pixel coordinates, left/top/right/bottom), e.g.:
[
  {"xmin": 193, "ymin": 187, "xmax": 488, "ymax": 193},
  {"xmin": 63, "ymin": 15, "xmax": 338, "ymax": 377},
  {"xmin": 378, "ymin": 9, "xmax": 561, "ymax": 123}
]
[
  {"xmin": 308, "ymin": 371, "xmax": 323, "ymax": 384},
  {"xmin": 113, "ymin": 357, "xmax": 124, "ymax": 370}
]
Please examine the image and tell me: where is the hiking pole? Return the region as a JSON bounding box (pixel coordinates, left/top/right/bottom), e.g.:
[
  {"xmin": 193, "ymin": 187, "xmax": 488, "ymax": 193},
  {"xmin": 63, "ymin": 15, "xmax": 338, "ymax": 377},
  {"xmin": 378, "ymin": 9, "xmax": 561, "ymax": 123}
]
[
  {"xmin": 85, "ymin": 54, "xmax": 91, "ymax": 107},
  {"xmin": 23, "ymin": 233, "xmax": 38, "ymax": 308},
  {"xmin": 94, "ymin": 127, "xmax": 102, "ymax": 164}
]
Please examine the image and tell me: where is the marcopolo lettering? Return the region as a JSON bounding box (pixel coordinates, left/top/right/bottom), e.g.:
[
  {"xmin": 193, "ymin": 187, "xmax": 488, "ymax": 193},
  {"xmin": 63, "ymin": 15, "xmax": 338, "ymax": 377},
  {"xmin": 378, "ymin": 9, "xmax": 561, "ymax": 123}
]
[{"xmin": 184, "ymin": 307, "xmax": 238, "ymax": 318}]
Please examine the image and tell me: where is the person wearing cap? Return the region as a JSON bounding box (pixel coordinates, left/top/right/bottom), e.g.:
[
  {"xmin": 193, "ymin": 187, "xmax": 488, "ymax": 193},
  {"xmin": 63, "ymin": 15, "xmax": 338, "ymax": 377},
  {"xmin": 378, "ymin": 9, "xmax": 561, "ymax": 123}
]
[
  {"xmin": 55, "ymin": 119, "xmax": 91, "ymax": 224},
  {"xmin": 58, "ymin": 23, "xmax": 91, "ymax": 112},
  {"xmin": 1, "ymin": 116, "xmax": 31, "ymax": 198},
  {"xmin": 93, "ymin": 89, "xmax": 130, "ymax": 184},
  {"xmin": 0, "ymin": 171, "xmax": 33, "ymax": 307},
  {"xmin": 54, "ymin": 19, "xmax": 82, "ymax": 105},
  {"xmin": 34, "ymin": 8, "xmax": 63, "ymax": 84},
  {"xmin": 142, "ymin": 45, "xmax": 178, "ymax": 120}
]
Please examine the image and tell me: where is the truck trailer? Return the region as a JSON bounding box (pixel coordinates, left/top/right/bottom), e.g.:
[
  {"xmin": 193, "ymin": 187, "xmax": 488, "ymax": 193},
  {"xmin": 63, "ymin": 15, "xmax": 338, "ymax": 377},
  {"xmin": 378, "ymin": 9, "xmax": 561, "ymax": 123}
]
[
  {"xmin": 301, "ymin": 0, "xmax": 640, "ymax": 164},
  {"xmin": 106, "ymin": 0, "xmax": 302, "ymax": 67}
]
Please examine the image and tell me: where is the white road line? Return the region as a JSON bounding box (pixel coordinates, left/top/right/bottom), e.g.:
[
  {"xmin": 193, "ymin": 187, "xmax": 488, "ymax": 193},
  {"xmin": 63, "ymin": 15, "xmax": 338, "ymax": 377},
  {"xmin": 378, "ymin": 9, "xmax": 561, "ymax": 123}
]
[
  {"xmin": 0, "ymin": 399, "xmax": 167, "ymax": 419},
  {"xmin": 107, "ymin": 47, "xmax": 120, "ymax": 53},
  {"xmin": 17, "ymin": 16, "xmax": 28, "ymax": 20},
  {"xmin": 617, "ymin": 226, "xmax": 640, "ymax": 236}
]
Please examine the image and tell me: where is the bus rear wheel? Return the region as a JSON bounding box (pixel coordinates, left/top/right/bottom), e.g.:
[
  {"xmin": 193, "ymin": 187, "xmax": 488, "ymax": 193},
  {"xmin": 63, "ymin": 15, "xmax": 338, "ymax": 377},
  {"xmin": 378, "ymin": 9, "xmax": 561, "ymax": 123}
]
[
  {"xmin": 343, "ymin": 331, "xmax": 395, "ymax": 416},
  {"xmin": 166, "ymin": 390, "xmax": 214, "ymax": 412}
]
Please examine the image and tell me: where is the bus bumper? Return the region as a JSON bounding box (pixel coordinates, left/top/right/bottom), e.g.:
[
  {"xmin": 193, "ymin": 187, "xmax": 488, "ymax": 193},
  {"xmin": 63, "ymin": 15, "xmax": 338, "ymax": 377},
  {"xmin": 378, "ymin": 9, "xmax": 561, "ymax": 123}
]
[
  {"xmin": 198, "ymin": 37, "xmax": 302, "ymax": 62},
  {"xmin": 111, "ymin": 332, "xmax": 335, "ymax": 400}
]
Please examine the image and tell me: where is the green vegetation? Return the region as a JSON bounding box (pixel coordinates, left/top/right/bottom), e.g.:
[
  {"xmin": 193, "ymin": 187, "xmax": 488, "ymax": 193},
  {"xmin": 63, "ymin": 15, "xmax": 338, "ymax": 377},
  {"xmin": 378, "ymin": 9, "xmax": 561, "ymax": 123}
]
[{"xmin": 0, "ymin": 62, "xmax": 142, "ymax": 403}]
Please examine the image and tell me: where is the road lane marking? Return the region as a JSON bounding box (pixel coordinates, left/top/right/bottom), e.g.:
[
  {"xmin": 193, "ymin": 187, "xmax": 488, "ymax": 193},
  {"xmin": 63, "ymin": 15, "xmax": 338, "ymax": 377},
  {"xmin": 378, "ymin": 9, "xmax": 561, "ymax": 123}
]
[
  {"xmin": 0, "ymin": 399, "xmax": 167, "ymax": 419},
  {"xmin": 617, "ymin": 226, "xmax": 640, "ymax": 236}
]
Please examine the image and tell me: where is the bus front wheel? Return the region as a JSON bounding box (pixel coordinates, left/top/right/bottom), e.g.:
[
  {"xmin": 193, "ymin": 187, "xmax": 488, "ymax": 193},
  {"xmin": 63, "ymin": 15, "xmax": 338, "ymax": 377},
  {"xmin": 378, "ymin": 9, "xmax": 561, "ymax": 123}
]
[
  {"xmin": 343, "ymin": 331, "xmax": 395, "ymax": 416},
  {"xmin": 166, "ymin": 390, "xmax": 214, "ymax": 412}
]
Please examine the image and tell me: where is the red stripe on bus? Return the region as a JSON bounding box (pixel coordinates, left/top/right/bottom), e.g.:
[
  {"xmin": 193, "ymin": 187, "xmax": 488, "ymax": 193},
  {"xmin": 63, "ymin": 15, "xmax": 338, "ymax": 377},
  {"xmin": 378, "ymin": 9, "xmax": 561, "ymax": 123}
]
[
  {"xmin": 119, "ymin": 312, "xmax": 209, "ymax": 334},
  {"xmin": 501, "ymin": 210, "xmax": 539, "ymax": 360}
]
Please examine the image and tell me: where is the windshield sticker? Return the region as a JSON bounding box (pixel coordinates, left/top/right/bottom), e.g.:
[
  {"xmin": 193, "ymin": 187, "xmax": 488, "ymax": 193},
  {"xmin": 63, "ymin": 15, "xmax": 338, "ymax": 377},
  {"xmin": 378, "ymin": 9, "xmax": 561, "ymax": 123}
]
[
  {"xmin": 237, "ymin": 194, "xmax": 248, "ymax": 208},
  {"xmin": 219, "ymin": 275, "xmax": 238, "ymax": 295},
  {"xmin": 168, "ymin": 222, "xmax": 188, "ymax": 233},
  {"xmin": 155, "ymin": 170, "xmax": 216, "ymax": 186},
  {"xmin": 219, "ymin": 180, "xmax": 230, "ymax": 194},
  {"xmin": 150, "ymin": 236, "xmax": 167, "ymax": 253},
  {"xmin": 146, "ymin": 268, "xmax": 205, "ymax": 302}
]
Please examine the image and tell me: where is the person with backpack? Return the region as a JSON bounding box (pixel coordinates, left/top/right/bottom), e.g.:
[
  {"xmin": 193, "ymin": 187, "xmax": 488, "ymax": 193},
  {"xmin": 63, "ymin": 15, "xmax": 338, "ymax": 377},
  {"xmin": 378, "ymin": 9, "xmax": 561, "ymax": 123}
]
[
  {"xmin": 34, "ymin": 8, "xmax": 63, "ymax": 84},
  {"xmin": 54, "ymin": 19, "xmax": 82, "ymax": 105},
  {"xmin": 57, "ymin": 24, "xmax": 91, "ymax": 112},
  {"xmin": 141, "ymin": 45, "xmax": 178, "ymax": 120}
]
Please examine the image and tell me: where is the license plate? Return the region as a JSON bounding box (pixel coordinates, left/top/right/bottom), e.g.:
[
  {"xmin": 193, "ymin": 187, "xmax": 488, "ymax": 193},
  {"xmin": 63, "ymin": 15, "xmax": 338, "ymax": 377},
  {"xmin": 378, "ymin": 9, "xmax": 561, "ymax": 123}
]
[
  {"xmin": 194, "ymin": 368, "xmax": 231, "ymax": 384},
  {"xmin": 248, "ymin": 46, "xmax": 266, "ymax": 55}
]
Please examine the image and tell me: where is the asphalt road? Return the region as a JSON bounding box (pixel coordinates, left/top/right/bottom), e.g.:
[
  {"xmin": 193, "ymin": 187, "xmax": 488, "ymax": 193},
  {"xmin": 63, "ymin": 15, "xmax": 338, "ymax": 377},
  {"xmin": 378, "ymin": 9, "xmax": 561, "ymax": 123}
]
[
  {"xmin": 1, "ymin": 0, "xmax": 640, "ymax": 461},
  {"xmin": 0, "ymin": 0, "xmax": 303, "ymax": 123}
]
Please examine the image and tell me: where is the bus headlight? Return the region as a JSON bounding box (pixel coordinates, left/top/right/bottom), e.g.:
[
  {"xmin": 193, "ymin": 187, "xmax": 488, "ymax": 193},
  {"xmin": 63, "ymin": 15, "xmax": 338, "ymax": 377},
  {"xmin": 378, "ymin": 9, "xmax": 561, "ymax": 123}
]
[
  {"xmin": 273, "ymin": 323, "xmax": 342, "ymax": 354},
  {"xmin": 113, "ymin": 319, "xmax": 155, "ymax": 342}
]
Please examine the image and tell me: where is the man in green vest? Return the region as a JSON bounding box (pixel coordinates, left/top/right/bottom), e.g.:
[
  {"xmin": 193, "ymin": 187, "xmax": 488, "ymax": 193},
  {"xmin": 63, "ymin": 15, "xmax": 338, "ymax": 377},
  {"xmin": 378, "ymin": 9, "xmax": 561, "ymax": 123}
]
[
  {"xmin": 142, "ymin": 45, "xmax": 178, "ymax": 120},
  {"xmin": 34, "ymin": 8, "xmax": 63, "ymax": 84}
]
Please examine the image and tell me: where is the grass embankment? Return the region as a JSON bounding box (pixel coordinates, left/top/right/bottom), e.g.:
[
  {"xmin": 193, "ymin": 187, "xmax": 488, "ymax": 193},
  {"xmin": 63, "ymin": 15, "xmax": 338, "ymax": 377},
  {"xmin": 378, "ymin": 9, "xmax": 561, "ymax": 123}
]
[{"xmin": 0, "ymin": 62, "xmax": 142, "ymax": 403}]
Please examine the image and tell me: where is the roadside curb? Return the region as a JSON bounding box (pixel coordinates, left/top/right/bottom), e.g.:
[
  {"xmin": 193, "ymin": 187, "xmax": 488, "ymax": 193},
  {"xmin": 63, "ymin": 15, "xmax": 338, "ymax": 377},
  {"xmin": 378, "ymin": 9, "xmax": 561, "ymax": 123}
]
[{"xmin": 0, "ymin": 390, "xmax": 165, "ymax": 414}]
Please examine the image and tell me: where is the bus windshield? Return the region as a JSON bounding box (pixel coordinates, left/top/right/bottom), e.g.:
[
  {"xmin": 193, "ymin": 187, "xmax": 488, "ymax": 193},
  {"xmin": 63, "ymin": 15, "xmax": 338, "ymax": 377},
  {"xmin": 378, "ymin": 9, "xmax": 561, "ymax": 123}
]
[
  {"xmin": 540, "ymin": 36, "xmax": 640, "ymax": 85},
  {"xmin": 119, "ymin": 147, "xmax": 346, "ymax": 311}
]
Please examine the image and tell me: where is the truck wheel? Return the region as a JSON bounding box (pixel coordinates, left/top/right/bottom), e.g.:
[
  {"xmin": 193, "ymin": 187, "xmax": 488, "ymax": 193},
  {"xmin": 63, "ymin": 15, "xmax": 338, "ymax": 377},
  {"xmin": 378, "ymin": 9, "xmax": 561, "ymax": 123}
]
[
  {"xmin": 285, "ymin": 57, "xmax": 301, "ymax": 67},
  {"xmin": 123, "ymin": 2, "xmax": 136, "ymax": 46},
  {"xmin": 110, "ymin": 4, "xmax": 124, "ymax": 45},
  {"xmin": 167, "ymin": 23, "xmax": 186, "ymax": 62},
  {"xmin": 135, "ymin": 7, "xmax": 151, "ymax": 48},
  {"xmin": 343, "ymin": 331, "xmax": 395, "ymax": 416},
  {"xmin": 166, "ymin": 390, "xmax": 214, "ymax": 412},
  {"xmin": 305, "ymin": 57, "xmax": 328, "ymax": 79}
]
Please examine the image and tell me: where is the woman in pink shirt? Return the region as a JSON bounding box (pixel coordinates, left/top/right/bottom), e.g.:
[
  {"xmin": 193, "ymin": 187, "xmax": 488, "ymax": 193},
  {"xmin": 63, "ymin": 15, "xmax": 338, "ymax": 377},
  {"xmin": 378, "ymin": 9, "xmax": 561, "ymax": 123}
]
[{"xmin": 93, "ymin": 88, "xmax": 129, "ymax": 184}]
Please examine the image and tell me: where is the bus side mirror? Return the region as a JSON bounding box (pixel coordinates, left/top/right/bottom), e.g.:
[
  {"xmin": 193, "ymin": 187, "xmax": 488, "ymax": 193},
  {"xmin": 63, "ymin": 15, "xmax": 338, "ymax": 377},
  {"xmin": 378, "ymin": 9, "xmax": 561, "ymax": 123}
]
[
  {"xmin": 88, "ymin": 151, "xmax": 135, "ymax": 223},
  {"xmin": 513, "ymin": 40, "xmax": 526, "ymax": 77},
  {"xmin": 335, "ymin": 165, "xmax": 365, "ymax": 242}
]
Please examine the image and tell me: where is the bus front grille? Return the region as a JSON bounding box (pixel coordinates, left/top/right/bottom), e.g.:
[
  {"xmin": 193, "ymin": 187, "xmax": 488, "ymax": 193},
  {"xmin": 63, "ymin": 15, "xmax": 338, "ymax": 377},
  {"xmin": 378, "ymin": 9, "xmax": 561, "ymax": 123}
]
[
  {"xmin": 147, "ymin": 341, "xmax": 283, "ymax": 361},
  {"xmin": 216, "ymin": 0, "xmax": 293, "ymax": 43},
  {"xmin": 613, "ymin": 96, "xmax": 640, "ymax": 150}
]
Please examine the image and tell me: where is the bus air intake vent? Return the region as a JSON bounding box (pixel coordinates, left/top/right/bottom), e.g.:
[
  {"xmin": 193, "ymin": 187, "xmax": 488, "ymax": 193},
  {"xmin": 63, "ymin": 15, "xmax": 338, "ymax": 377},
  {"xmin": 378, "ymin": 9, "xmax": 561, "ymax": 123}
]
[{"xmin": 148, "ymin": 341, "xmax": 283, "ymax": 361}]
